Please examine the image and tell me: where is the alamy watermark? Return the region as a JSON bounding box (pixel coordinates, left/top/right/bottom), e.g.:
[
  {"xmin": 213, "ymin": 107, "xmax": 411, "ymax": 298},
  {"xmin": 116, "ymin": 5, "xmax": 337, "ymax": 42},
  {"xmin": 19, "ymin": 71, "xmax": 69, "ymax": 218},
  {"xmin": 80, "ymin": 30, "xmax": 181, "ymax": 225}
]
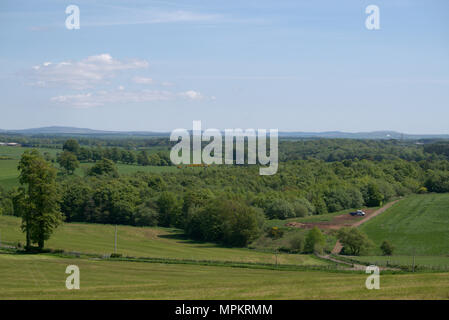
[
  {"xmin": 170, "ymin": 121, "xmax": 278, "ymax": 175},
  {"xmin": 65, "ymin": 265, "xmax": 80, "ymax": 290},
  {"xmin": 65, "ymin": 5, "xmax": 80, "ymax": 30},
  {"xmin": 365, "ymin": 265, "xmax": 380, "ymax": 289},
  {"xmin": 365, "ymin": 5, "xmax": 380, "ymax": 30}
]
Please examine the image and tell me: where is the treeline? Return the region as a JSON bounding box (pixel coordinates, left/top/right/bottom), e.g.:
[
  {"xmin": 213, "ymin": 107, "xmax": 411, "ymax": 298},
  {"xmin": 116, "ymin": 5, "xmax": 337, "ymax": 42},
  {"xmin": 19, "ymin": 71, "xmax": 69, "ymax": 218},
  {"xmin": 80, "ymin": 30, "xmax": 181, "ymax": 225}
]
[
  {"xmin": 0, "ymin": 134, "xmax": 170, "ymax": 149},
  {"xmin": 62, "ymin": 139, "xmax": 172, "ymax": 166},
  {"xmin": 279, "ymin": 139, "xmax": 445, "ymax": 162},
  {"xmin": 424, "ymin": 142, "xmax": 449, "ymax": 158},
  {"xmin": 6, "ymin": 133, "xmax": 449, "ymax": 163}
]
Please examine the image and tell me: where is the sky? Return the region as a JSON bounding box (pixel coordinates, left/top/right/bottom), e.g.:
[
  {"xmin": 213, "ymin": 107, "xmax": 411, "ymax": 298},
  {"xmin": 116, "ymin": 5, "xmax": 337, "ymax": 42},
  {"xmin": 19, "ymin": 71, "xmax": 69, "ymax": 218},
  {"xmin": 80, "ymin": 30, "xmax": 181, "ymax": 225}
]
[{"xmin": 0, "ymin": 0, "xmax": 448, "ymax": 133}]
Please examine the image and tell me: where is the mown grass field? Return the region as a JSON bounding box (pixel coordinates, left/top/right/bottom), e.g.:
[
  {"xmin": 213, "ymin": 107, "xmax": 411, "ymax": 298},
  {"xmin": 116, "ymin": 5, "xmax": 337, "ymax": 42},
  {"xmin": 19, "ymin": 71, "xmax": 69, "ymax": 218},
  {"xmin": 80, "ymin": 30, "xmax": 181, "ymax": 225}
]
[
  {"xmin": 360, "ymin": 193, "xmax": 449, "ymax": 255},
  {"xmin": 349, "ymin": 255, "xmax": 449, "ymax": 269},
  {"xmin": 0, "ymin": 215, "xmax": 326, "ymax": 266},
  {"xmin": 1, "ymin": 253, "xmax": 449, "ymax": 299}
]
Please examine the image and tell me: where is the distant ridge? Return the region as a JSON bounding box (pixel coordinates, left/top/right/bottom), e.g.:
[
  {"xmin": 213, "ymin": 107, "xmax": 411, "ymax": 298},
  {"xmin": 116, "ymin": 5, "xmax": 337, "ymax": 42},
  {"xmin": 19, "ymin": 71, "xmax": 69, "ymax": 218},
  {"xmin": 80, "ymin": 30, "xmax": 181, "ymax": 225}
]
[
  {"xmin": 0, "ymin": 126, "xmax": 169, "ymax": 136},
  {"xmin": 1, "ymin": 126, "xmax": 449, "ymax": 139}
]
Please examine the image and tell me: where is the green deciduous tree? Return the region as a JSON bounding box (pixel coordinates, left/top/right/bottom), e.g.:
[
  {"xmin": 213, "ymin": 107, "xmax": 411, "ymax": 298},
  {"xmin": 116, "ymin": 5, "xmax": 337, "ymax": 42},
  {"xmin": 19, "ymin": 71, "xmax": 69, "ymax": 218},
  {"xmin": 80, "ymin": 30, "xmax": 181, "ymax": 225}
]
[
  {"xmin": 380, "ymin": 240, "xmax": 394, "ymax": 256},
  {"xmin": 157, "ymin": 191, "xmax": 181, "ymax": 227},
  {"xmin": 14, "ymin": 150, "xmax": 63, "ymax": 250},
  {"xmin": 63, "ymin": 139, "xmax": 80, "ymax": 155},
  {"xmin": 57, "ymin": 151, "xmax": 79, "ymax": 174},
  {"xmin": 337, "ymin": 227, "xmax": 374, "ymax": 256},
  {"xmin": 364, "ymin": 182, "xmax": 384, "ymax": 207},
  {"xmin": 265, "ymin": 198, "xmax": 295, "ymax": 219},
  {"xmin": 184, "ymin": 198, "xmax": 263, "ymax": 247},
  {"xmin": 304, "ymin": 227, "xmax": 326, "ymax": 253},
  {"xmin": 88, "ymin": 158, "xmax": 118, "ymax": 177}
]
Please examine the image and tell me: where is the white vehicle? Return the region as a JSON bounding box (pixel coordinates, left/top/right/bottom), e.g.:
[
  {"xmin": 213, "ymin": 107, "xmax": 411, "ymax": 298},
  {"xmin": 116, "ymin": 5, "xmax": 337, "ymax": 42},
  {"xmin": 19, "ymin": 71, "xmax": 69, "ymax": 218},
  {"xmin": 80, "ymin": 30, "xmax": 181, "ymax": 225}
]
[{"xmin": 350, "ymin": 210, "xmax": 366, "ymax": 216}]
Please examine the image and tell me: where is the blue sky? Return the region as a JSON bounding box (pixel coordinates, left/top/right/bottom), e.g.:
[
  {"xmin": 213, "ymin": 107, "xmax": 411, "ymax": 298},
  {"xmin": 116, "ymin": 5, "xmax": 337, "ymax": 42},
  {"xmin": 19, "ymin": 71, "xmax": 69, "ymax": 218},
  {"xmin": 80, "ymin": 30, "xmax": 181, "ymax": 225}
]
[{"xmin": 0, "ymin": 0, "xmax": 448, "ymax": 133}]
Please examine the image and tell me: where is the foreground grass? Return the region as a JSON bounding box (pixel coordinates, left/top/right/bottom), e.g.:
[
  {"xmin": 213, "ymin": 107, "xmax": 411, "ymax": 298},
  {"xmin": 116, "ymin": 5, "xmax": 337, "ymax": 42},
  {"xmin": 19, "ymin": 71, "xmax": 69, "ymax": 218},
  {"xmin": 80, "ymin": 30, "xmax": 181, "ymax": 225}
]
[
  {"xmin": 0, "ymin": 215, "xmax": 327, "ymax": 266},
  {"xmin": 360, "ymin": 193, "xmax": 449, "ymax": 255},
  {"xmin": 0, "ymin": 253, "xmax": 448, "ymax": 299}
]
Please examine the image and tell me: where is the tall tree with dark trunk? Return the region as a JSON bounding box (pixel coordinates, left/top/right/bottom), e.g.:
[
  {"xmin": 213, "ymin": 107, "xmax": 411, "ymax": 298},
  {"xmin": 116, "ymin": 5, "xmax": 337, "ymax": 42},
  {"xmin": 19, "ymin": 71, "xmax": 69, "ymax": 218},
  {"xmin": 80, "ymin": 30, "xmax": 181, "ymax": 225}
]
[{"xmin": 14, "ymin": 150, "xmax": 63, "ymax": 250}]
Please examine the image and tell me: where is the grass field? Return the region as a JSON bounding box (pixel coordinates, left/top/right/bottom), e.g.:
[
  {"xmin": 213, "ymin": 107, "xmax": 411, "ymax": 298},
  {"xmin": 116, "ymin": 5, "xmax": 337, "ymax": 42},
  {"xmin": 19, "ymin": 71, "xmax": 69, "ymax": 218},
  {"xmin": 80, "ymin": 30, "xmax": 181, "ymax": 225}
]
[
  {"xmin": 0, "ymin": 146, "xmax": 60, "ymax": 159},
  {"xmin": 1, "ymin": 253, "xmax": 449, "ymax": 299},
  {"xmin": 360, "ymin": 193, "xmax": 449, "ymax": 255},
  {"xmin": 0, "ymin": 215, "xmax": 327, "ymax": 266},
  {"xmin": 0, "ymin": 146, "xmax": 59, "ymax": 189},
  {"xmin": 0, "ymin": 146, "xmax": 181, "ymax": 189},
  {"xmin": 348, "ymin": 255, "xmax": 449, "ymax": 269}
]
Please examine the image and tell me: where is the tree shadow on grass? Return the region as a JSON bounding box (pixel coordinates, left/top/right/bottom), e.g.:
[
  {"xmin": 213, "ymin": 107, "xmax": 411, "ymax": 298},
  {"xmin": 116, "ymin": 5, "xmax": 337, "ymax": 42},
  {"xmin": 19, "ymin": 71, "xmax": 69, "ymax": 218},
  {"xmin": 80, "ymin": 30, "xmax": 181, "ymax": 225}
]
[{"xmin": 157, "ymin": 232, "xmax": 234, "ymax": 249}]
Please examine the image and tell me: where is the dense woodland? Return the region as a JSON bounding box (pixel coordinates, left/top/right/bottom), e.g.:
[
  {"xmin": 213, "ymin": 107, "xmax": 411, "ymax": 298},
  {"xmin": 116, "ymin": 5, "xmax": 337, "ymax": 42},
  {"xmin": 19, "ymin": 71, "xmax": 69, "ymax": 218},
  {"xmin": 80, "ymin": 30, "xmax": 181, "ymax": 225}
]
[{"xmin": 2, "ymin": 135, "xmax": 449, "ymax": 248}]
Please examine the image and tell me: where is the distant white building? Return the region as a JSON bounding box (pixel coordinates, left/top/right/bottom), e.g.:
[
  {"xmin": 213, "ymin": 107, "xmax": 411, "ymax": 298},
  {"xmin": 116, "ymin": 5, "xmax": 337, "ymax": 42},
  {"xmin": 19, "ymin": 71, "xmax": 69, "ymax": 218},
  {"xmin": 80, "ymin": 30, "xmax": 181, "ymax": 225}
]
[{"xmin": 0, "ymin": 142, "xmax": 20, "ymax": 146}]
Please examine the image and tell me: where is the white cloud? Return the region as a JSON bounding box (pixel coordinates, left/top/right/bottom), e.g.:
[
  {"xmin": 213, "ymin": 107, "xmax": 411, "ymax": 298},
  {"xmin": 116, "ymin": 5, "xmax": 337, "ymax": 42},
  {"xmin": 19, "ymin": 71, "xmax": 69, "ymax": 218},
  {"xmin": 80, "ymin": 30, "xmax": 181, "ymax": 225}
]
[
  {"xmin": 133, "ymin": 76, "xmax": 154, "ymax": 84},
  {"xmin": 29, "ymin": 54, "xmax": 149, "ymax": 90},
  {"xmin": 180, "ymin": 90, "xmax": 203, "ymax": 100},
  {"xmin": 31, "ymin": 54, "xmax": 212, "ymax": 107},
  {"xmin": 50, "ymin": 93, "xmax": 103, "ymax": 108},
  {"xmin": 51, "ymin": 88, "xmax": 206, "ymax": 108}
]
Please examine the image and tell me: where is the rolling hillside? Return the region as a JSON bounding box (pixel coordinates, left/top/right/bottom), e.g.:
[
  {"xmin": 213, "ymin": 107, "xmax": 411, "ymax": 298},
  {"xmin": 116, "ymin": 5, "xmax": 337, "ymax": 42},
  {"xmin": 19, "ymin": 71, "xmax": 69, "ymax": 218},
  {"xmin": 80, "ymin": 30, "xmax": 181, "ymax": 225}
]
[
  {"xmin": 0, "ymin": 215, "xmax": 325, "ymax": 266},
  {"xmin": 360, "ymin": 193, "xmax": 449, "ymax": 255}
]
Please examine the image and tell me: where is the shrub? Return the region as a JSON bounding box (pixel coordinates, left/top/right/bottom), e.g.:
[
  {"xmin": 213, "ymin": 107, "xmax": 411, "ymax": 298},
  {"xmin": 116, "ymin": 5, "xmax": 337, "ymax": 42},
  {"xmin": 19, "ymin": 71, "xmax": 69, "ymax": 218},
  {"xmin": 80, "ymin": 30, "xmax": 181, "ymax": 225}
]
[
  {"xmin": 265, "ymin": 199, "xmax": 295, "ymax": 220},
  {"xmin": 291, "ymin": 198, "xmax": 314, "ymax": 217},
  {"xmin": 417, "ymin": 186, "xmax": 428, "ymax": 194},
  {"xmin": 289, "ymin": 234, "xmax": 305, "ymax": 253},
  {"xmin": 304, "ymin": 227, "xmax": 325, "ymax": 254},
  {"xmin": 380, "ymin": 240, "xmax": 394, "ymax": 256},
  {"xmin": 267, "ymin": 227, "xmax": 284, "ymax": 239},
  {"xmin": 337, "ymin": 227, "xmax": 374, "ymax": 256}
]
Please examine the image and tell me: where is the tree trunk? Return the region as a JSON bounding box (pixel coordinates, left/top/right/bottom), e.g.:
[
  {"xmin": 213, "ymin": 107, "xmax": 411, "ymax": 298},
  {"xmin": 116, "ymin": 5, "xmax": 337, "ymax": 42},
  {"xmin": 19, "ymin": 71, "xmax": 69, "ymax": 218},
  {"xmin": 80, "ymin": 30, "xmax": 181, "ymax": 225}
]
[
  {"xmin": 25, "ymin": 216, "xmax": 31, "ymax": 251},
  {"xmin": 26, "ymin": 229, "xmax": 31, "ymax": 251},
  {"xmin": 38, "ymin": 238, "xmax": 44, "ymax": 250}
]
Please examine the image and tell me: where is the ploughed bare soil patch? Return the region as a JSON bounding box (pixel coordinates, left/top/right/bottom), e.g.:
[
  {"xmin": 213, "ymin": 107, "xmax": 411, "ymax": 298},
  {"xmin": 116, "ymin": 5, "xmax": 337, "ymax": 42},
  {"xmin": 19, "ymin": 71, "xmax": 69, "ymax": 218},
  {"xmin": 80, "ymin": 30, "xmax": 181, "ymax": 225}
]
[
  {"xmin": 285, "ymin": 208, "xmax": 376, "ymax": 230},
  {"xmin": 285, "ymin": 200, "xmax": 400, "ymax": 231}
]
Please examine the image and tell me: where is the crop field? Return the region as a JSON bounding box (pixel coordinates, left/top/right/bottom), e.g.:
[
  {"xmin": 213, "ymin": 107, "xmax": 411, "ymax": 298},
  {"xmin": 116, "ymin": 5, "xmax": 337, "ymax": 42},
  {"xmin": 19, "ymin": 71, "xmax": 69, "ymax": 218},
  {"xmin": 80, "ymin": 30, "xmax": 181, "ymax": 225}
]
[
  {"xmin": 0, "ymin": 215, "xmax": 327, "ymax": 266},
  {"xmin": 1, "ymin": 253, "xmax": 449, "ymax": 299},
  {"xmin": 360, "ymin": 194, "xmax": 449, "ymax": 255}
]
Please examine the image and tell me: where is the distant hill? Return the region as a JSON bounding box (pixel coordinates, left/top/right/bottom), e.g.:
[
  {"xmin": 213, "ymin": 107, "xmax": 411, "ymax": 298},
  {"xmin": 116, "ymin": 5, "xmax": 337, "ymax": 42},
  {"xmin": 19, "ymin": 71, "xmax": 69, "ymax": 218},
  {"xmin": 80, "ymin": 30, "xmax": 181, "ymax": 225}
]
[
  {"xmin": 0, "ymin": 126, "xmax": 168, "ymax": 136},
  {"xmin": 1, "ymin": 126, "xmax": 449, "ymax": 139},
  {"xmin": 279, "ymin": 131, "xmax": 449, "ymax": 140},
  {"xmin": 4, "ymin": 126, "xmax": 115, "ymax": 134}
]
